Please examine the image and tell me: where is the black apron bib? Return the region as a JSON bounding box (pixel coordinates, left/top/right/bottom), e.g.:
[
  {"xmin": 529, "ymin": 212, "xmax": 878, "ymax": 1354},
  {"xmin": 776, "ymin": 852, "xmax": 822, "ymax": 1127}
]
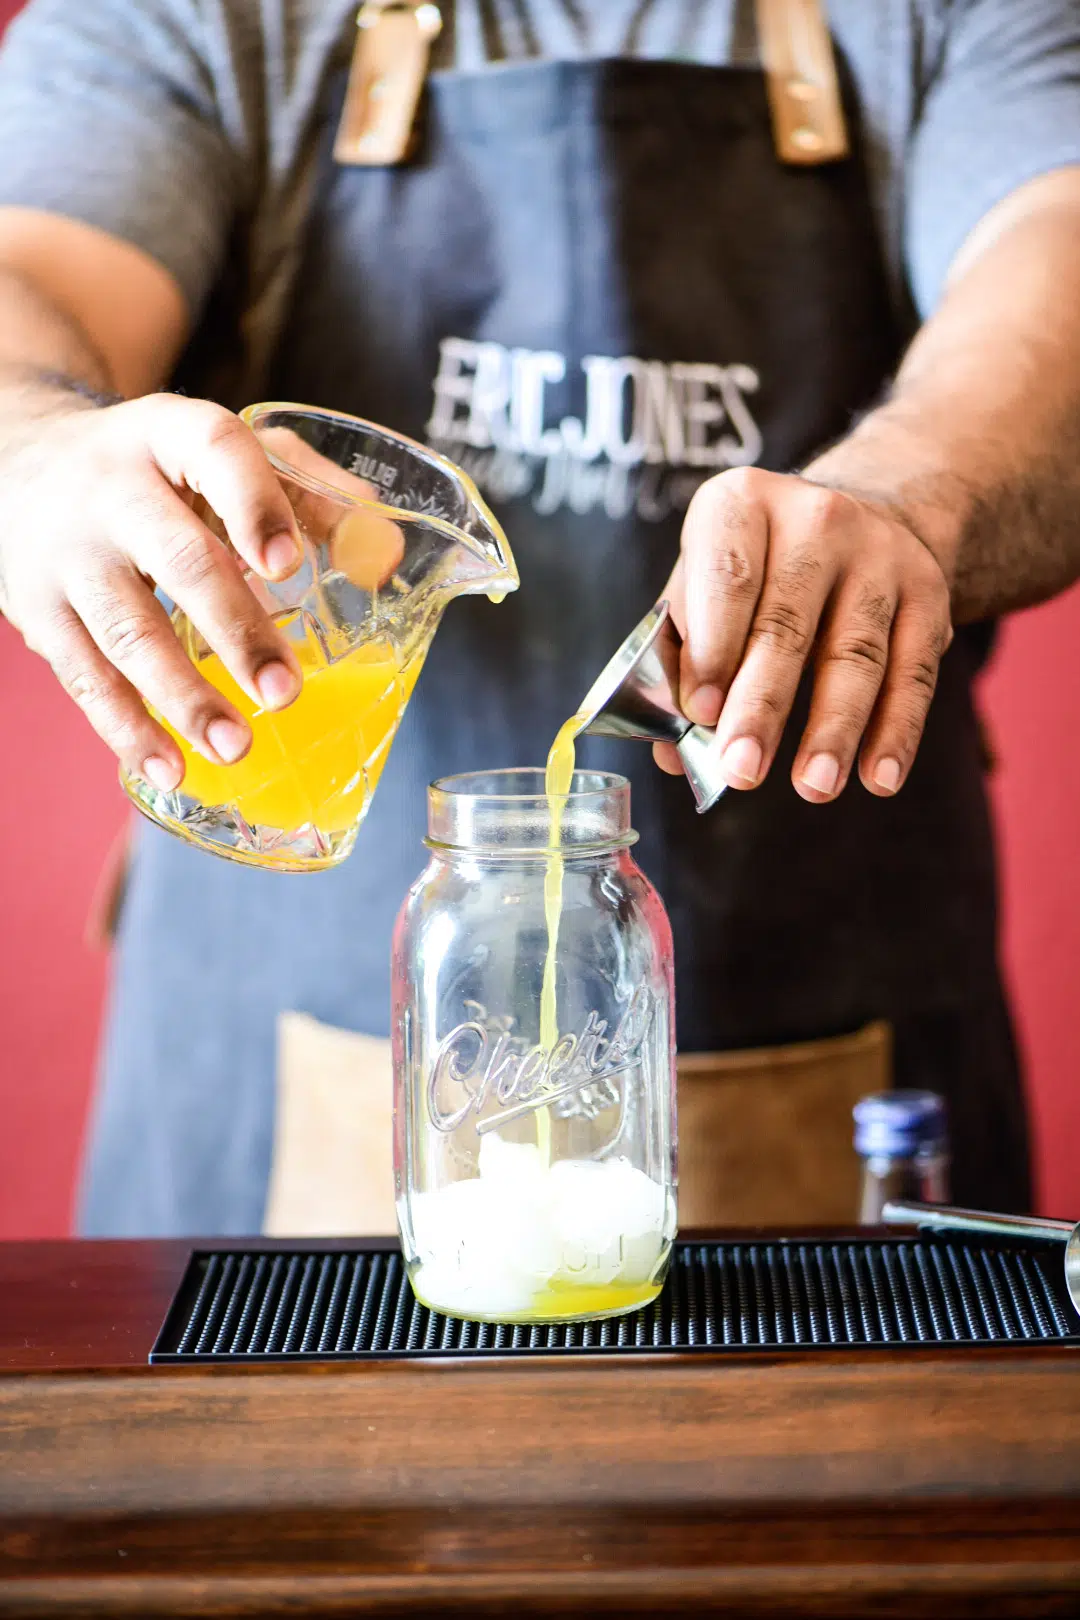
[{"xmin": 83, "ymin": 55, "xmax": 1030, "ymax": 1236}]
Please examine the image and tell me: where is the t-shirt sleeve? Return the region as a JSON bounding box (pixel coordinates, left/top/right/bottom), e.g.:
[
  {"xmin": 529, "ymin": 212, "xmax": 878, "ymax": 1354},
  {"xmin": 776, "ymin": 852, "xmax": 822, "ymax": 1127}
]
[
  {"xmin": 0, "ymin": 0, "xmax": 241, "ymax": 321},
  {"xmin": 906, "ymin": 0, "xmax": 1080, "ymax": 318}
]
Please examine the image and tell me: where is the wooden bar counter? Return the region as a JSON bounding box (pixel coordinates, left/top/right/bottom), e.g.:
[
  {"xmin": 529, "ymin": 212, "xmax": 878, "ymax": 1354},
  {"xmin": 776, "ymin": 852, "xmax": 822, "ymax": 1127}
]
[{"xmin": 0, "ymin": 1237, "xmax": 1078, "ymax": 1617}]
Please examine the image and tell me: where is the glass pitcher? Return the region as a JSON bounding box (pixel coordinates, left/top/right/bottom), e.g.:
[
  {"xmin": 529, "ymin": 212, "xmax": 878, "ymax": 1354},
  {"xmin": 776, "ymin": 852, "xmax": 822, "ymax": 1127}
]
[
  {"xmin": 392, "ymin": 768, "xmax": 677, "ymax": 1324},
  {"xmin": 121, "ymin": 404, "xmax": 518, "ymax": 871}
]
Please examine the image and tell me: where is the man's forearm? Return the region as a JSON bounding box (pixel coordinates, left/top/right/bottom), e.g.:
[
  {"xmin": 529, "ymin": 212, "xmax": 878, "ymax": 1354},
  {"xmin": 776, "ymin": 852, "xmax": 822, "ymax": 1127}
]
[
  {"xmin": 805, "ymin": 187, "xmax": 1080, "ymax": 626},
  {"xmin": 0, "ymin": 267, "xmax": 121, "ymax": 439}
]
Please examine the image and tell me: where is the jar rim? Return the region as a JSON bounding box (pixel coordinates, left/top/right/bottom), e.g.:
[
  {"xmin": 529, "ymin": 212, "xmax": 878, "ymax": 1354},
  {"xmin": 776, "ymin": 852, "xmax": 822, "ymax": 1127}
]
[
  {"xmin": 426, "ymin": 768, "xmax": 636, "ymax": 855},
  {"xmin": 431, "ymin": 767, "xmax": 629, "ymax": 803}
]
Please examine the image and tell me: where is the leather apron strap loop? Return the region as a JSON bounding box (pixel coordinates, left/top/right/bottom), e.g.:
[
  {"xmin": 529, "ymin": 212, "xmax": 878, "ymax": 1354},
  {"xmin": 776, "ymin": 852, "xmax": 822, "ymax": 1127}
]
[{"xmin": 756, "ymin": 0, "xmax": 849, "ymax": 164}]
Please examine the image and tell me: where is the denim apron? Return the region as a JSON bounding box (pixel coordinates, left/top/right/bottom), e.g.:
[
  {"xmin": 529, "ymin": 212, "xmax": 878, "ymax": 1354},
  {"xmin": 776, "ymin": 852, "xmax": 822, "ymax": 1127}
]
[{"xmin": 81, "ymin": 51, "xmax": 1030, "ymax": 1234}]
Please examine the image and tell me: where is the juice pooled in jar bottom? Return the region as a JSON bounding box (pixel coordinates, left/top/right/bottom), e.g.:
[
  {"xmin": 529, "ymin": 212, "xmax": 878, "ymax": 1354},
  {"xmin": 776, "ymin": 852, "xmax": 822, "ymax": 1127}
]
[
  {"xmin": 165, "ymin": 630, "xmax": 423, "ymax": 834},
  {"xmin": 407, "ymin": 1135, "xmax": 674, "ymax": 1323}
]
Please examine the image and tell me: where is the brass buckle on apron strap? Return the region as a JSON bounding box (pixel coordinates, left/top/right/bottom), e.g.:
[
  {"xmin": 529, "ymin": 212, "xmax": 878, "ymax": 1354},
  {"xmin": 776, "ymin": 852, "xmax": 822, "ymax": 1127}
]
[
  {"xmin": 334, "ymin": 1, "xmax": 443, "ymax": 167},
  {"xmin": 333, "ymin": 0, "xmax": 847, "ymax": 171}
]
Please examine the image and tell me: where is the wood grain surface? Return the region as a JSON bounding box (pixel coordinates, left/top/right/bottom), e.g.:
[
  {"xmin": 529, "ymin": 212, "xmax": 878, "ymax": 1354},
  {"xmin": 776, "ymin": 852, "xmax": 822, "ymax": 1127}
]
[{"xmin": 0, "ymin": 1239, "xmax": 1078, "ymax": 1617}]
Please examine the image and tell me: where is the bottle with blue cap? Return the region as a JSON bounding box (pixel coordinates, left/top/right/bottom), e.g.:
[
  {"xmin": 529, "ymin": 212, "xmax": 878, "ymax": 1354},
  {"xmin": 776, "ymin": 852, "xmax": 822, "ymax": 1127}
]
[{"xmin": 853, "ymin": 1091, "xmax": 951, "ymax": 1224}]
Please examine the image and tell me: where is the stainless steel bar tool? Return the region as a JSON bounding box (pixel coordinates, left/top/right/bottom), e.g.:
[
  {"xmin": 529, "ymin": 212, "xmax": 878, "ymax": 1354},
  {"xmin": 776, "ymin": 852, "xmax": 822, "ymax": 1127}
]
[{"xmin": 883, "ymin": 1199, "xmax": 1080, "ymax": 1319}]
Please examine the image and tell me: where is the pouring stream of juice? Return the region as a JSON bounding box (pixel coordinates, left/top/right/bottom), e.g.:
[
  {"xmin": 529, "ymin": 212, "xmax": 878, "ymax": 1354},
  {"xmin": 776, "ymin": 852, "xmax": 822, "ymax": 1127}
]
[{"xmin": 538, "ymin": 710, "xmax": 590, "ymax": 1164}]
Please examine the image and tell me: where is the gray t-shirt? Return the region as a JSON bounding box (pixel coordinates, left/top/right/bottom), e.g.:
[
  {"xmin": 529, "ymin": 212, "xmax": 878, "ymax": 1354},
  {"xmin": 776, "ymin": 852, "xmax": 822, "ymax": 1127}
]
[{"xmin": 1, "ymin": 0, "xmax": 1079, "ymax": 394}]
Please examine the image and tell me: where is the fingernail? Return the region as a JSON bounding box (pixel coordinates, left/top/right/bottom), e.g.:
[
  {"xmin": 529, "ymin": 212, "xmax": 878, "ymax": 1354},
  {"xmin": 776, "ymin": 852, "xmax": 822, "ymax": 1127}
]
[
  {"xmin": 720, "ymin": 736, "xmax": 762, "ymax": 787},
  {"xmin": 142, "ymin": 755, "xmax": 180, "ymax": 792},
  {"xmin": 264, "ymin": 531, "xmax": 300, "ymax": 577},
  {"xmin": 205, "ymin": 717, "xmax": 249, "ymax": 764},
  {"xmin": 874, "ymin": 756, "xmax": 902, "ymax": 793},
  {"xmin": 256, "ymin": 659, "xmax": 300, "ymax": 709},
  {"xmin": 684, "ymin": 684, "xmax": 723, "ymax": 727},
  {"xmin": 801, "ymin": 752, "xmax": 840, "ymax": 797}
]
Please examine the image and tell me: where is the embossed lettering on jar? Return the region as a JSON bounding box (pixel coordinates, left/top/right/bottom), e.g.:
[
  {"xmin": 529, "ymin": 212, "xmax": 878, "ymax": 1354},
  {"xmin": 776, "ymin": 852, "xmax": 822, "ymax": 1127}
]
[{"xmin": 392, "ymin": 769, "xmax": 677, "ymax": 1324}]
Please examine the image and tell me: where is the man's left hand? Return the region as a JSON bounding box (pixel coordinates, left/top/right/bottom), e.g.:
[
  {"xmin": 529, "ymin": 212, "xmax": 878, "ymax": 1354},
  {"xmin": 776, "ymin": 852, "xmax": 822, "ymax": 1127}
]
[{"xmin": 657, "ymin": 467, "xmax": 953, "ymax": 802}]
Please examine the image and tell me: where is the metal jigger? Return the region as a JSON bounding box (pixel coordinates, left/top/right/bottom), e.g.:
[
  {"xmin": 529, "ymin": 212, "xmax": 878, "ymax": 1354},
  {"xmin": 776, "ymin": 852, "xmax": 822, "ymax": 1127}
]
[{"xmin": 577, "ymin": 600, "xmax": 726, "ymax": 814}]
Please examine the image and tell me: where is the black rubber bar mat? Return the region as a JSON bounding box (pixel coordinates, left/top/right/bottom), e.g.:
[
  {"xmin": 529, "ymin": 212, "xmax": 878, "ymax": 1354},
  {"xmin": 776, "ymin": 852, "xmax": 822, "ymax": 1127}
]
[{"xmin": 149, "ymin": 1237, "xmax": 1080, "ymax": 1362}]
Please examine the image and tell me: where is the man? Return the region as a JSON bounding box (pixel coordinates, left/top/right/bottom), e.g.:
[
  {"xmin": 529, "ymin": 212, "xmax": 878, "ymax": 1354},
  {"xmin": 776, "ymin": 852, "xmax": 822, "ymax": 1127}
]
[{"xmin": 0, "ymin": 0, "xmax": 1078, "ymax": 1233}]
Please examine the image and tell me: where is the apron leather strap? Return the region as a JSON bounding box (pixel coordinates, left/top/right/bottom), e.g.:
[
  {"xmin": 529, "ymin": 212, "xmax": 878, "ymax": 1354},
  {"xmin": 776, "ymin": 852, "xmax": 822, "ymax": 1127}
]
[
  {"xmin": 84, "ymin": 821, "xmax": 135, "ymax": 951},
  {"xmin": 335, "ymin": 1, "xmax": 443, "ymax": 166},
  {"xmin": 755, "ymin": 0, "xmax": 849, "ymax": 164},
  {"xmin": 334, "ymin": 0, "xmax": 848, "ymax": 170}
]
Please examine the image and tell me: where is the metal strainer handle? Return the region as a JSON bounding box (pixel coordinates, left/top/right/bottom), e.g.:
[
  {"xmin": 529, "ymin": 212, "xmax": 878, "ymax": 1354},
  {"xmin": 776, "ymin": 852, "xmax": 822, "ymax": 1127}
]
[
  {"xmin": 883, "ymin": 1199, "xmax": 1073, "ymax": 1243},
  {"xmin": 883, "ymin": 1199, "xmax": 1080, "ymax": 1319}
]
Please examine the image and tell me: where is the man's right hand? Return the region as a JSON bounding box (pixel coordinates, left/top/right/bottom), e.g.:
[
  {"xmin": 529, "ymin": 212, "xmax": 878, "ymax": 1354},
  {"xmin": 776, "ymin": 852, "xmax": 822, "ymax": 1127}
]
[{"xmin": 0, "ymin": 392, "xmax": 305, "ymax": 792}]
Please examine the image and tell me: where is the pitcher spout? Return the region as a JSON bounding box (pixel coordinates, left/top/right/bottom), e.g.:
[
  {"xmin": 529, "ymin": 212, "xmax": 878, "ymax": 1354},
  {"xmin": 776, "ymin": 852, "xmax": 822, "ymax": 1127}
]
[
  {"xmin": 435, "ymin": 484, "xmax": 519, "ymax": 602},
  {"xmin": 386, "ymin": 460, "xmax": 518, "ymax": 617}
]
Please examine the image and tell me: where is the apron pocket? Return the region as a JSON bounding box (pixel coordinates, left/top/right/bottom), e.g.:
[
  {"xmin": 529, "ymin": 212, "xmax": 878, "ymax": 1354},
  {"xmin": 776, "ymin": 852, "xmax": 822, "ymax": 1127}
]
[
  {"xmin": 264, "ymin": 1012, "xmax": 397, "ymax": 1236},
  {"xmin": 677, "ymin": 1021, "xmax": 891, "ymax": 1227},
  {"xmin": 264, "ymin": 1013, "xmax": 890, "ymax": 1237}
]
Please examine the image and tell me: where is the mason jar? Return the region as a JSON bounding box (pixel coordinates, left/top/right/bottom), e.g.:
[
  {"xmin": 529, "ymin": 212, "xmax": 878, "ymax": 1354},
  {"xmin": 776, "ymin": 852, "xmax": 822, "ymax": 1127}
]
[{"xmin": 392, "ymin": 768, "xmax": 677, "ymax": 1324}]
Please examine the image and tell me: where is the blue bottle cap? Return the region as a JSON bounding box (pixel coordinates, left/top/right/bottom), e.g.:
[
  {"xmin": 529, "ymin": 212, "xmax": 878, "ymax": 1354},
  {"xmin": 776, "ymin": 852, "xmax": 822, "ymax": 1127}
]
[{"xmin": 853, "ymin": 1090, "xmax": 949, "ymax": 1159}]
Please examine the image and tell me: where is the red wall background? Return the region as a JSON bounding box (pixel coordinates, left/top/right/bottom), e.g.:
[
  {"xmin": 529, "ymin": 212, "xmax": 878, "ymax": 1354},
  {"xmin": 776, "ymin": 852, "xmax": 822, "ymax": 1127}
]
[{"xmin": 1, "ymin": 0, "xmax": 1078, "ymax": 1235}]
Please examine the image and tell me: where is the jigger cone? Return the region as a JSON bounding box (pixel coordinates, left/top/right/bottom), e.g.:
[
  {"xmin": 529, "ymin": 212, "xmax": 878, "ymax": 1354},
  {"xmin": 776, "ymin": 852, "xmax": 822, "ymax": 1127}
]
[{"xmin": 581, "ymin": 601, "xmax": 726, "ymax": 814}]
